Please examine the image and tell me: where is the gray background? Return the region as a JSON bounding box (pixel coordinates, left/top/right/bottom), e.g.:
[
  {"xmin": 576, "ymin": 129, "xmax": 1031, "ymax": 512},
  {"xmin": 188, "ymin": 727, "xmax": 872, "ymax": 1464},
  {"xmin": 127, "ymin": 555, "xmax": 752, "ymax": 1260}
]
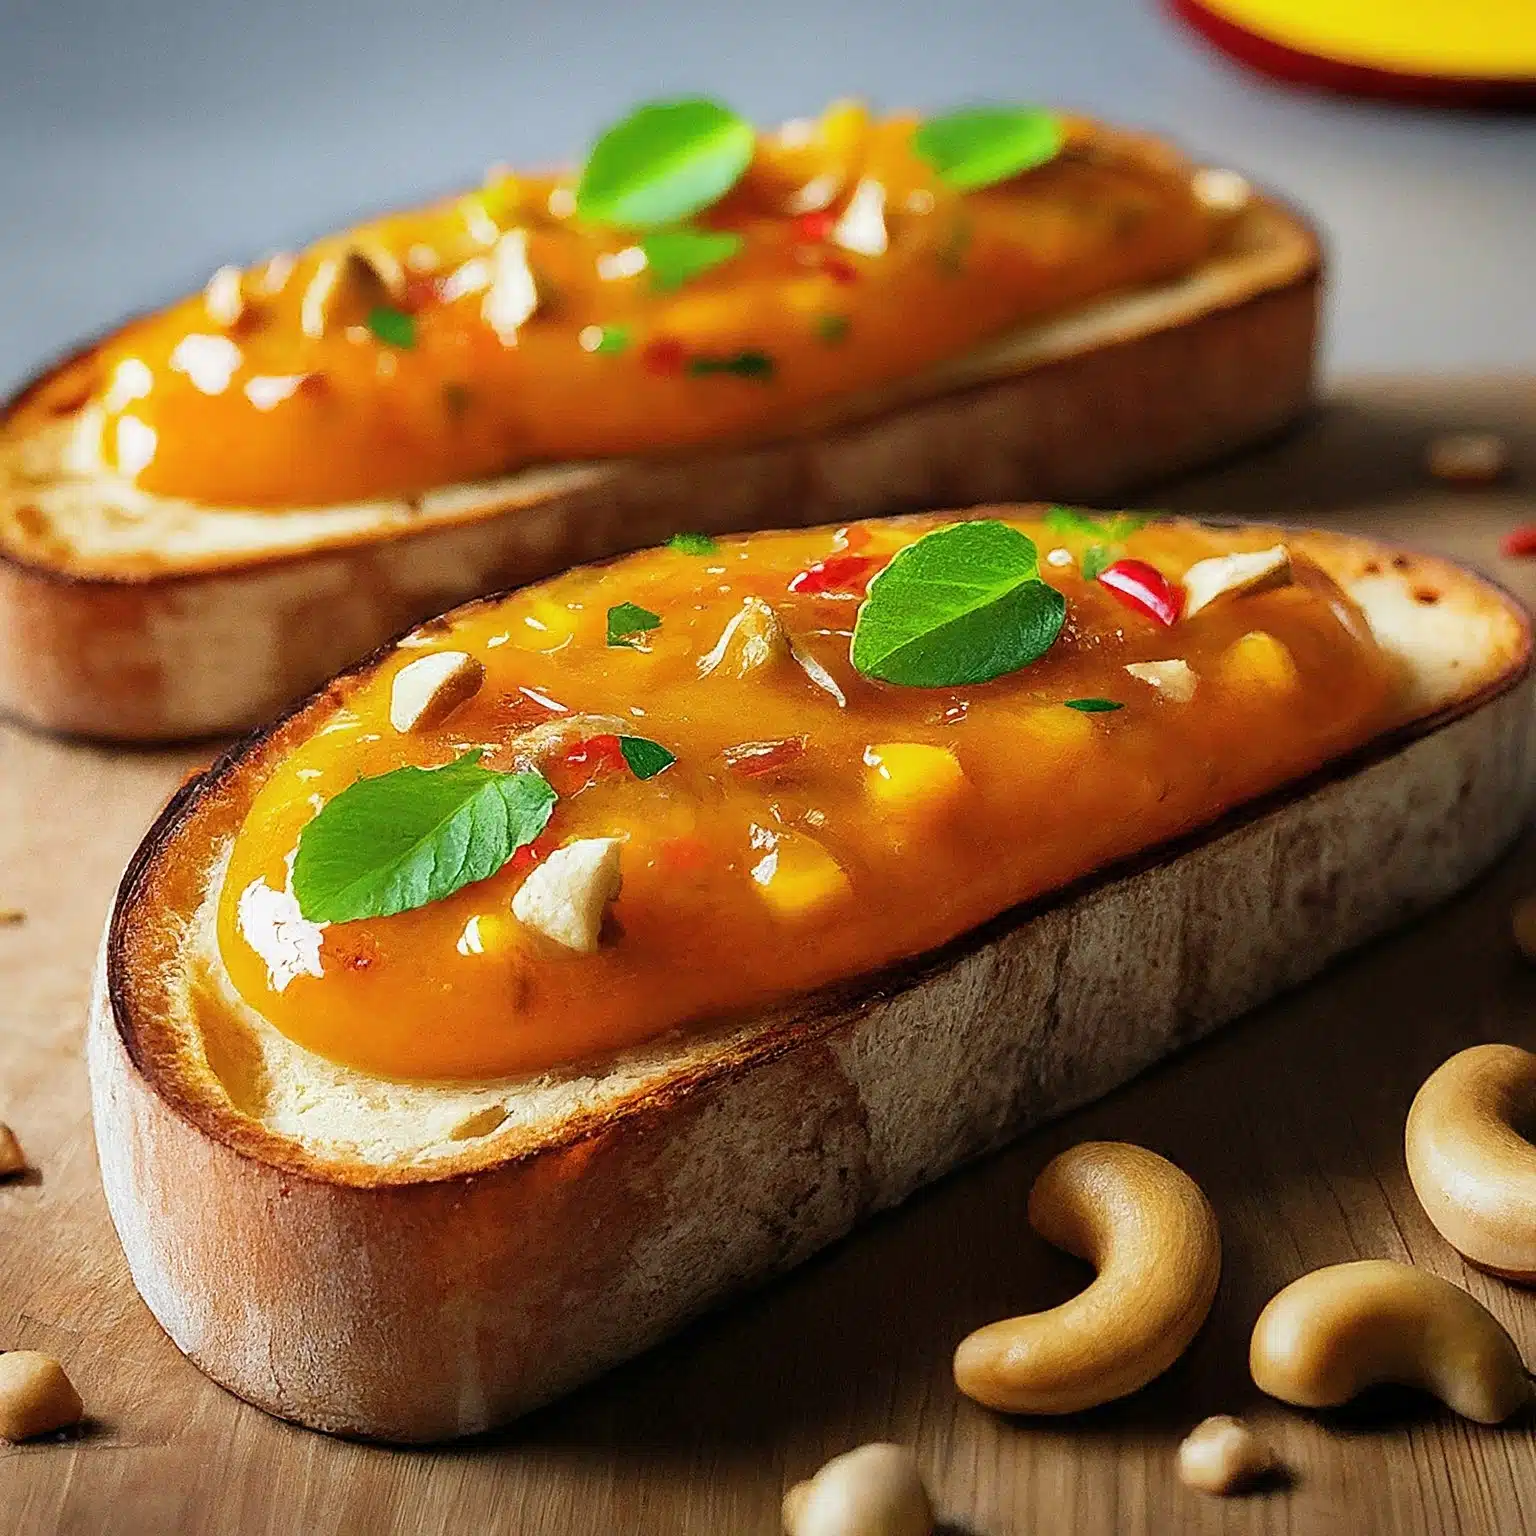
[{"xmin": 0, "ymin": 0, "xmax": 1530, "ymax": 394}]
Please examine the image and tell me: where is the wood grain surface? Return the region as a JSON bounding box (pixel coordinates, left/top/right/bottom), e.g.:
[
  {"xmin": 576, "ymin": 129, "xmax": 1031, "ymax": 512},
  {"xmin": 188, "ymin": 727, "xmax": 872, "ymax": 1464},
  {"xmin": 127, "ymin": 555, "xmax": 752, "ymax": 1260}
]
[{"xmin": 3, "ymin": 375, "xmax": 1535, "ymax": 1535}]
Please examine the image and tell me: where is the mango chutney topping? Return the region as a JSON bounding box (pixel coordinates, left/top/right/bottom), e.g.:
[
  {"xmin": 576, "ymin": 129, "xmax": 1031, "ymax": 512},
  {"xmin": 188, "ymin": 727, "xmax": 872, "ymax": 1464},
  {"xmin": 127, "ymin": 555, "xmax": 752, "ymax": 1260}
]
[
  {"xmin": 215, "ymin": 514, "xmax": 1401, "ymax": 1082},
  {"xmin": 54, "ymin": 101, "xmax": 1224, "ymax": 508}
]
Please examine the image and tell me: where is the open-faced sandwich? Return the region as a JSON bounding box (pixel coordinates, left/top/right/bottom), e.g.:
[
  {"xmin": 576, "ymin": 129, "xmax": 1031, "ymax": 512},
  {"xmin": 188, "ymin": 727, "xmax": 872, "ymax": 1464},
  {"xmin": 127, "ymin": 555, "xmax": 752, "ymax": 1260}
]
[
  {"xmin": 90, "ymin": 509, "xmax": 1531, "ymax": 1440},
  {"xmin": 2, "ymin": 99, "xmax": 1318, "ymax": 739}
]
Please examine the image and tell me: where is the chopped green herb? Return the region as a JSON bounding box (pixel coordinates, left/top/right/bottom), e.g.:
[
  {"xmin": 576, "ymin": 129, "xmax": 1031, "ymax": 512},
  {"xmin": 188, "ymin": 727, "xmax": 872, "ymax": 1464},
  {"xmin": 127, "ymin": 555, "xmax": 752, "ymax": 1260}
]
[
  {"xmin": 292, "ymin": 751, "xmax": 556, "ymax": 924},
  {"xmin": 641, "ymin": 228, "xmax": 743, "ymax": 291},
  {"xmin": 618, "ymin": 735, "xmax": 676, "ymax": 780},
  {"xmin": 606, "ymin": 601, "xmax": 662, "ymax": 647},
  {"xmin": 668, "ymin": 531, "xmax": 718, "ymax": 555},
  {"xmin": 576, "ymin": 98, "xmax": 755, "ymax": 230},
  {"xmin": 815, "ymin": 313, "xmax": 851, "ymax": 345},
  {"xmin": 912, "ymin": 106, "xmax": 1064, "ymax": 192},
  {"xmin": 582, "ymin": 323, "xmax": 631, "ymax": 355},
  {"xmin": 442, "ymin": 382, "xmax": 472, "ymax": 419},
  {"xmin": 850, "ymin": 520, "xmax": 1067, "ymax": 687},
  {"xmin": 1045, "ymin": 506, "xmax": 1147, "ymax": 580},
  {"xmin": 687, "ymin": 350, "xmax": 775, "ymax": 380},
  {"xmin": 367, "ymin": 305, "xmax": 417, "ymax": 348},
  {"xmin": 1064, "ymin": 698, "xmax": 1124, "ymax": 713},
  {"xmin": 1081, "ymin": 545, "xmax": 1112, "ymax": 582},
  {"xmin": 1044, "ymin": 506, "xmax": 1148, "ymax": 542}
]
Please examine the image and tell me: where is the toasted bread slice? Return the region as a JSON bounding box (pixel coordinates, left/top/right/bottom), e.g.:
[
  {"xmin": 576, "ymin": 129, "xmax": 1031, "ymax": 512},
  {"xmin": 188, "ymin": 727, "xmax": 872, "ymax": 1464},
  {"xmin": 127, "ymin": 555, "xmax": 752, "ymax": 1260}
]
[
  {"xmin": 4, "ymin": 200, "xmax": 1316, "ymax": 741},
  {"xmin": 88, "ymin": 518, "xmax": 1531, "ymax": 1441}
]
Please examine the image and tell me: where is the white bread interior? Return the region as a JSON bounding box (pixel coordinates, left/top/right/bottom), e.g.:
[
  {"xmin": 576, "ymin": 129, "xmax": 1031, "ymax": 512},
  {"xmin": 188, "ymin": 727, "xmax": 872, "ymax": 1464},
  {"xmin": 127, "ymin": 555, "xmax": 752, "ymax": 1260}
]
[{"xmin": 88, "ymin": 521, "xmax": 1533, "ymax": 1440}]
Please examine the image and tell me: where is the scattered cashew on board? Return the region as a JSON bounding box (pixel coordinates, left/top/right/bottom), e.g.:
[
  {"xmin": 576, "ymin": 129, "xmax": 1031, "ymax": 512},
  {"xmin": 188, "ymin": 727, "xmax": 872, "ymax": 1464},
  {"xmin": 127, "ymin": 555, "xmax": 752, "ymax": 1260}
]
[
  {"xmin": 1249, "ymin": 1260, "xmax": 1532, "ymax": 1425},
  {"xmin": 782, "ymin": 1443, "xmax": 933, "ymax": 1536},
  {"xmin": 1406, "ymin": 1043, "xmax": 1536, "ymax": 1281},
  {"xmin": 952, "ymin": 1141, "xmax": 1221, "ymax": 1414}
]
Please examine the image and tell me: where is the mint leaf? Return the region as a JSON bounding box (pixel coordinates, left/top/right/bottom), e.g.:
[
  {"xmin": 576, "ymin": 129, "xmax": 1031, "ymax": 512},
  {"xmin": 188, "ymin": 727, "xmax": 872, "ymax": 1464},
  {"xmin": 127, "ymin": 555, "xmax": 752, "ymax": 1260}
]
[
  {"xmin": 607, "ymin": 601, "xmax": 661, "ymax": 646},
  {"xmin": 292, "ymin": 752, "xmax": 555, "ymax": 924},
  {"xmin": 576, "ymin": 99, "xmax": 755, "ymax": 230},
  {"xmin": 367, "ymin": 306, "xmax": 416, "ymax": 348},
  {"xmin": 668, "ymin": 531, "xmax": 717, "ymax": 554},
  {"xmin": 1064, "ymin": 697, "xmax": 1123, "ymax": 712},
  {"xmin": 641, "ymin": 228, "xmax": 743, "ymax": 291},
  {"xmin": 619, "ymin": 735, "xmax": 676, "ymax": 779},
  {"xmin": 850, "ymin": 520, "xmax": 1067, "ymax": 687},
  {"xmin": 912, "ymin": 106, "xmax": 1063, "ymax": 192}
]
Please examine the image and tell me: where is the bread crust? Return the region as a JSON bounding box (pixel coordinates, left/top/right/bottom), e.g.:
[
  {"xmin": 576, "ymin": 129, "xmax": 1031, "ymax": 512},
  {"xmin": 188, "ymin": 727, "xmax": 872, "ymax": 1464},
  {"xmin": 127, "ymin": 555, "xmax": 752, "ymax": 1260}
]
[
  {"xmin": 89, "ymin": 521, "xmax": 1533, "ymax": 1440},
  {"xmin": 2, "ymin": 201, "xmax": 1319, "ymax": 740}
]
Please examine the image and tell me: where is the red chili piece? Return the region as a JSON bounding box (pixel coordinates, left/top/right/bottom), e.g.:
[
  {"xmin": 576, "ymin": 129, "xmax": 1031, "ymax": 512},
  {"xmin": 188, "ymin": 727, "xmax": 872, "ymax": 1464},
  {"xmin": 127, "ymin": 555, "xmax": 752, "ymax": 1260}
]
[
  {"xmin": 1501, "ymin": 525, "xmax": 1536, "ymax": 557},
  {"xmin": 793, "ymin": 211, "xmax": 836, "ymax": 242},
  {"xmin": 563, "ymin": 733, "xmax": 627, "ymax": 775},
  {"xmin": 641, "ymin": 336, "xmax": 688, "ymax": 375},
  {"xmin": 822, "ymin": 256, "xmax": 858, "ymax": 285},
  {"xmin": 507, "ymin": 833, "xmax": 556, "ymax": 876},
  {"xmin": 788, "ymin": 552, "xmax": 879, "ymax": 596},
  {"xmin": 1098, "ymin": 558, "xmax": 1184, "ymax": 627}
]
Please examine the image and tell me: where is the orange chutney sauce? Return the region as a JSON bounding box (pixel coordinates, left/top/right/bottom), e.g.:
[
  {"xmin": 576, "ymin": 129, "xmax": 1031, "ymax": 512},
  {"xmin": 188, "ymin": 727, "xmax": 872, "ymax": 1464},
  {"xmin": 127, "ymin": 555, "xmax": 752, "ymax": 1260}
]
[
  {"xmin": 215, "ymin": 516, "xmax": 1401, "ymax": 1082},
  {"xmin": 47, "ymin": 107, "xmax": 1220, "ymax": 508}
]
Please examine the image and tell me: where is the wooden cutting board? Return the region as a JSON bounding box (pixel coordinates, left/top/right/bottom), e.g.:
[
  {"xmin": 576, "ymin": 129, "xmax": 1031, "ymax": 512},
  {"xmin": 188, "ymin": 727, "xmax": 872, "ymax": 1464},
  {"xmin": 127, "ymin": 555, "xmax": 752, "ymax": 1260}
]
[{"xmin": 3, "ymin": 376, "xmax": 1535, "ymax": 1536}]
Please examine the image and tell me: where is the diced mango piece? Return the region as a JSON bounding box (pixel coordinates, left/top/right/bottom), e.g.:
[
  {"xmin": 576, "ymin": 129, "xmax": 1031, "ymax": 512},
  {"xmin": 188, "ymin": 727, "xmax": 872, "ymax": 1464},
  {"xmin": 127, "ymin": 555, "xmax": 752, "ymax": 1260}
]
[
  {"xmin": 511, "ymin": 598, "xmax": 581, "ymax": 653},
  {"xmin": 863, "ymin": 742, "xmax": 968, "ymax": 817},
  {"xmin": 1220, "ymin": 630, "xmax": 1300, "ymax": 693},
  {"xmin": 1012, "ymin": 705, "xmax": 1097, "ymax": 767},
  {"xmin": 750, "ymin": 830, "xmax": 850, "ymax": 918}
]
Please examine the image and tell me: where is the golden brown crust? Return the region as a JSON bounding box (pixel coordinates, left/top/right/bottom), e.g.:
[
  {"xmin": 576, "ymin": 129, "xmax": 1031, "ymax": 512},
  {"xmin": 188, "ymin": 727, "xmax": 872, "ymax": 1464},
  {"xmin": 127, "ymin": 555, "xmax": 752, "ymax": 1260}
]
[
  {"xmin": 2, "ymin": 202, "xmax": 1320, "ymax": 740},
  {"xmin": 86, "ymin": 518, "xmax": 1534, "ymax": 1440}
]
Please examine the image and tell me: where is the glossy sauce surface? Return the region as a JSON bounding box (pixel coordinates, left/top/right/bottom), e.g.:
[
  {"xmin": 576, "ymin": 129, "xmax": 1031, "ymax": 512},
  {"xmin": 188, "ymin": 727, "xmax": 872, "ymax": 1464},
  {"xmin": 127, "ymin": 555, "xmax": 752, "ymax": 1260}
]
[
  {"xmin": 216, "ymin": 516, "xmax": 1401, "ymax": 1081},
  {"xmin": 41, "ymin": 109, "xmax": 1219, "ymax": 507}
]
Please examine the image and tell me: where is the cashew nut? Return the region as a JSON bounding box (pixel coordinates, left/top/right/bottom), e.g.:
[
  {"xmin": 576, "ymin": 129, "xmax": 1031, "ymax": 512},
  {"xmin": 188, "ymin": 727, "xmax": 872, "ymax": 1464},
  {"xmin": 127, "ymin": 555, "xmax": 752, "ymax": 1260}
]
[
  {"xmin": 0, "ymin": 1122, "xmax": 25, "ymax": 1178},
  {"xmin": 1249, "ymin": 1259, "xmax": 1531, "ymax": 1423},
  {"xmin": 1406, "ymin": 1044, "xmax": 1536, "ymax": 1280},
  {"xmin": 782, "ymin": 1444, "xmax": 932, "ymax": 1536},
  {"xmin": 952, "ymin": 1141, "xmax": 1221, "ymax": 1414},
  {"xmin": 1176, "ymin": 1415, "xmax": 1276, "ymax": 1495},
  {"xmin": 0, "ymin": 1352, "xmax": 84, "ymax": 1442}
]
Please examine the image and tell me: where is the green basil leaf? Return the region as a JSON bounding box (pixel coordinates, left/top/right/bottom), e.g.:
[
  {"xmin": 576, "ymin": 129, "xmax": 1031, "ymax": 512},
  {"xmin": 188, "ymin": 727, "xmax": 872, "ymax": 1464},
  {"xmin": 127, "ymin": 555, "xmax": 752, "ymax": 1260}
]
[
  {"xmin": 367, "ymin": 306, "xmax": 416, "ymax": 348},
  {"xmin": 668, "ymin": 531, "xmax": 717, "ymax": 554},
  {"xmin": 912, "ymin": 106, "xmax": 1064, "ymax": 192},
  {"xmin": 1045, "ymin": 506, "xmax": 1148, "ymax": 542},
  {"xmin": 292, "ymin": 752, "xmax": 555, "ymax": 924},
  {"xmin": 607, "ymin": 601, "xmax": 662, "ymax": 646},
  {"xmin": 619, "ymin": 735, "xmax": 676, "ymax": 780},
  {"xmin": 1064, "ymin": 697, "xmax": 1123, "ymax": 713},
  {"xmin": 576, "ymin": 99, "xmax": 755, "ymax": 230},
  {"xmin": 641, "ymin": 228, "xmax": 743, "ymax": 291},
  {"xmin": 850, "ymin": 520, "xmax": 1067, "ymax": 687}
]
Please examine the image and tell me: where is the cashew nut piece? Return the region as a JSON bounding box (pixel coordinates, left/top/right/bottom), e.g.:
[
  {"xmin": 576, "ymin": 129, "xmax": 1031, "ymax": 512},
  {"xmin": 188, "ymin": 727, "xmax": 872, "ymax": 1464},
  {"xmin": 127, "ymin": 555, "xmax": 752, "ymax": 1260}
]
[
  {"xmin": 1250, "ymin": 1259, "xmax": 1531, "ymax": 1423},
  {"xmin": 952, "ymin": 1141, "xmax": 1221, "ymax": 1414},
  {"xmin": 782, "ymin": 1443, "xmax": 933, "ymax": 1536},
  {"xmin": 1176, "ymin": 1415, "xmax": 1277, "ymax": 1495},
  {"xmin": 0, "ymin": 1352, "xmax": 84, "ymax": 1442},
  {"xmin": 1407, "ymin": 1043, "xmax": 1536, "ymax": 1280}
]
